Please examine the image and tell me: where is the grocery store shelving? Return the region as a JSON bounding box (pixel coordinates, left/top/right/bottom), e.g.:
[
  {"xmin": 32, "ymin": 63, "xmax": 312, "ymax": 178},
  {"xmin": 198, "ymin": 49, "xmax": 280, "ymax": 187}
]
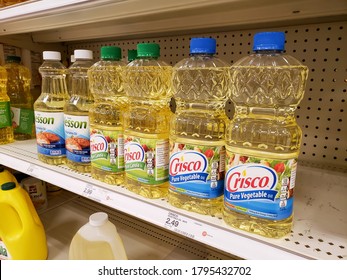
[
  {"xmin": 0, "ymin": 140, "xmax": 346, "ymax": 260},
  {"xmin": 0, "ymin": 0, "xmax": 346, "ymax": 261},
  {"xmin": 41, "ymin": 189, "xmax": 235, "ymax": 260}
]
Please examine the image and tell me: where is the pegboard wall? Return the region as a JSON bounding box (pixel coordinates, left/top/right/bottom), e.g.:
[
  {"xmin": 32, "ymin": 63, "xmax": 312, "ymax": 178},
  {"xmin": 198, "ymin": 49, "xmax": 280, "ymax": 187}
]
[{"xmin": 68, "ymin": 21, "xmax": 347, "ymax": 172}]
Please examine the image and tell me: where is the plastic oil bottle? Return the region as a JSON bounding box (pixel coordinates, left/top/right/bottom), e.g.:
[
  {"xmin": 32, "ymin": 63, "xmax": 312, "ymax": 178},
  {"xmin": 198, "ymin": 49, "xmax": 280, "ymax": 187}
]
[
  {"xmin": 168, "ymin": 38, "xmax": 230, "ymax": 215},
  {"xmin": 88, "ymin": 46, "xmax": 126, "ymax": 184},
  {"xmin": 0, "ymin": 165, "xmax": 17, "ymax": 185},
  {"xmin": 0, "ymin": 181, "xmax": 47, "ymax": 259},
  {"xmin": 64, "ymin": 50, "xmax": 94, "ymax": 173},
  {"xmin": 4, "ymin": 56, "xmax": 34, "ymax": 140},
  {"xmin": 123, "ymin": 43, "xmax": 172, "ymax": 198},
  {"xmin": 223, "ymin": 32, "xmax": 308, "ymax": 238},
  {"xmin": 34, "ymin": 51, "xmax": 68, "ymax": 165},
  {"xmin": 69, "ymin": 212, "xmax": 127, "ymax": 260},
  {"xmin": 0, "ymin": 65, "xmax": 14, "ymax": 144}
]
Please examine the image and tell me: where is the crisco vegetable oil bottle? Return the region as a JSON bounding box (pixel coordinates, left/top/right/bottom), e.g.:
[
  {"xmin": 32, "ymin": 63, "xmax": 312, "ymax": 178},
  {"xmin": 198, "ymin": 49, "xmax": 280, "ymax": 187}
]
[
  {"xmin": 223, "ymin": 32, "xmax": 308, "ymax": 238},
  {"xmin": 4, "ymin": 56, "xmax": 34, "ymax": 140},
  {"xmin": 0, "ymin": 65, "xmax": 13, "ymax": 144},
  {"xmin": 123, "ymin": 43, "xmax": 172, "ymax": 198},
  {"xmin": 34, "ymin": 51, "xmax": 68, "ymax": 165},
  {"xmin": 64, "ymin": 50, "xmax": 94, "ymax": 173},
  {"xmin": 88, "ymin": 46, "xmax": 126, "ymax": 184},
  {"xmin": 169, "ymin": 38, "xmax": 230, "ymax": 215}
]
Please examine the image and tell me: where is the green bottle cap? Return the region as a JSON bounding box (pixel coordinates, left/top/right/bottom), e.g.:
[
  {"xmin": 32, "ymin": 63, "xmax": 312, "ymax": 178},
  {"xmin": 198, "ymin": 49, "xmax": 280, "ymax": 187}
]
[
  {"xmin": 6, "ymin": 55, "xmax": 21, "ymax": 63},
  {"xmin": 1, "ymin": 182, "xmax": 16, "ymax": 191},
  {"xmin": 127, "ymin": 49, "xmax": 137, "ymax": 62},
  {"xmin": 137, "ymin": 43, "xmax": 160, "ymax": 58},
  {"xmin": 101, "ymin": 46, "xmax": 121, "ymax": 60}
]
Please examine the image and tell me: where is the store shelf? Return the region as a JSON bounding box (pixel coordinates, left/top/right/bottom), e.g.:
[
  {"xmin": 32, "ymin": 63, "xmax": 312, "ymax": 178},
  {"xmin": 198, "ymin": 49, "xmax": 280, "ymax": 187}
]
[
  {"xmin": 0, "ymin": 0, "xmax": 346, "ymax": 43},
  {"xmin": 41, "ymin": 189, "xmax": 235, "ymax": 260},
  {"xmin": 0, "ymin": 140, "xmax": 346, "ymax": 260}
]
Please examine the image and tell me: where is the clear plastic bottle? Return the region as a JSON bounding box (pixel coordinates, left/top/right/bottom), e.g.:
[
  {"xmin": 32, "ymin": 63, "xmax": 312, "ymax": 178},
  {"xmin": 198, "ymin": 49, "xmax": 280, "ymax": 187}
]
[
  {"xmin": 123, "ymin": 43, "xmax": 172, "ymax": 198},
  {"xmin": 0, "ymin": 65, "xmax": 14, "ymax": 144},
  {"xmin": 223, "ymin": 31, "xmax": 309, "ymax": 238},
  {"xmin": 4, "ymin": 55, "xmax": 34, "ymax": 140},
  {"xmin": 64, "ymin": 50, "xmax": 94, "ymax": 173},
  {"xmin": 69, "ymin": 212, "xmax": 127, "ymax": 260},
  {"xmin": 88, "ymin": 46, "xmax": 126, "ymax": 185},
  {"xmin": 169, "ymin": 38, "xmax": 230, "ymax": 215},
  {"xmin": 34, "ymin": 51, "xmax": 68, "ymax": 165}
]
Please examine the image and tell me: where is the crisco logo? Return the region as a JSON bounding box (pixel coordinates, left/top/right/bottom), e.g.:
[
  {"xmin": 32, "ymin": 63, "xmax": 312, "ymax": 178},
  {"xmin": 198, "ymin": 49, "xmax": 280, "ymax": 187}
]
[
  {"xmin": 170, "ymin": 151, "xmax": 207, "ymax": 176},
  {"xmin": 124, "ymin": 142, "xmax": 145, "ymax": 163},
  {"xmin": 225, "ymin": 164, "xmax": 277, "ymax": 193},
  {"xmin": 90, "ymin": 134, "xmax": 107, "ymax": 152}
]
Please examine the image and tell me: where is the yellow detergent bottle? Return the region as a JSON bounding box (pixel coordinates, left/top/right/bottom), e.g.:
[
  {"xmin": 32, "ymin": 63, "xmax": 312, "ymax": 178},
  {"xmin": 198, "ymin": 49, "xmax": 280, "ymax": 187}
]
[
  {"xmin": 0, "ymin": 181, "xmax": 47, "ymax": 259},
  {"xmin": 0, "ymin": 166, "xmax": 17, "ymax": 185}
]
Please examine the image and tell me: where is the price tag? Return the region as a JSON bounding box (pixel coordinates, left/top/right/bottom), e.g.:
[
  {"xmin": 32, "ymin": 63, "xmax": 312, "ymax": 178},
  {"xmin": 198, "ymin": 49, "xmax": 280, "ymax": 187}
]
[
  {"xmin": 26, "ymin": 164, "xmax": 43, "ymax": 178},
  {"xmin": 81, "ymin": 184, "xmax": 109, "ymax": 203},
  {"xmin": 82, "ymin": 184, "xmax": 94, "ymax": 197},
  {"xmin": 163, "ymin": 211, "xmax": 218, "ymax": 241}
]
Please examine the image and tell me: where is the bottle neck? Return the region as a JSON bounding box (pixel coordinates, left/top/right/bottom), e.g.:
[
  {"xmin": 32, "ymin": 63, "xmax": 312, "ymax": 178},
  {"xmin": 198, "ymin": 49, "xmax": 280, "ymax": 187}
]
[{"xmin": 254, "ymin": 49, "xmax": 284, "ymax": 54}]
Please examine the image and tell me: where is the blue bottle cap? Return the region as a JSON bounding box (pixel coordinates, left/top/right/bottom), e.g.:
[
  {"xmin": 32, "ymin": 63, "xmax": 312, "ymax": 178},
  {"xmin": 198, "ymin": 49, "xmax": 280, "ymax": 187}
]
[
  {"xmin": 190, "ymin": 38, "xmax": 216, "ymax": 54},
  {"xmin": 253, "ymin": 32, "xmax": 285, "ymax": 51}
]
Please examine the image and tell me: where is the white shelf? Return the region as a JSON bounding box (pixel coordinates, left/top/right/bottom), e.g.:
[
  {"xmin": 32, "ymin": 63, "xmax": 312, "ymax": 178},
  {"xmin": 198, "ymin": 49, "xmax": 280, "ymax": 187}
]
[
  {"xmin": 0, "ymin": 139, "xmax": 346, "ymax": 260},
  {"xmin": 0, "ymin": 0, "xmax": 346, "ymax": 43}
]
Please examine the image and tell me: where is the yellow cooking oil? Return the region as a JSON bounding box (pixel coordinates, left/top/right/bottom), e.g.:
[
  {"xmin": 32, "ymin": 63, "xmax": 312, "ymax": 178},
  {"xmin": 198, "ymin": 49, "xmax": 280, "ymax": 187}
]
[
  {"xmin": 88, "ymin": 46, "xmax": 126, "ymax": 185},
  {"xmin": 223, "ymin": 32, "xmax": 308, "ymax": 238},
  {"xmin": 0, "ymin": 65, "xmax": 14, "ymax": 144},
  {"xmin": 34, "ymin": 51, "xmax": 68, "ymax": 165},
  {"xmin": 4, "ymin": 56, "xmax": 34, "ymax": 140},
  {"xmin": 168, "ymin": 38, "xmax": 230, "ymax": 216},
  {"xmin": 123, "ymin": 43, "xmax": 172, "ymax": 199},
  {"xmin": 64, "ymin": 50, "xmax": 94, "ymax": 173}
]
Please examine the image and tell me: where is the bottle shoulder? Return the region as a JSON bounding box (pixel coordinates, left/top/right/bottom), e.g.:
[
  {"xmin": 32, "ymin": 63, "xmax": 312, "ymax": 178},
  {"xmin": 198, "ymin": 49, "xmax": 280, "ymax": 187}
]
[
  {"xmin": 127, "ymin": 58, "xmax": 170, "ymax": 68},
  {"xmin": 174, "ymin": 55, "xmax": 230, "ymax": 69},
  {"xmin": 232, "ymin": 53, "xmax": 308, "ymax": 68}
]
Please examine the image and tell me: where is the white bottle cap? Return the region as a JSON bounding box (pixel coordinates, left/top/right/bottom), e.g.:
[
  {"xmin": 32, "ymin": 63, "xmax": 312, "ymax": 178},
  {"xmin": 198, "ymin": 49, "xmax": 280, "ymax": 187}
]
[
  {"xmin": 74, "ymin": 49, "xmax": 93, "ymax": 60},
  {"xmin": 89, "ymin": 212, "xmax": 108, "ymax": 226},
  {"xmin": 70, "ymin": 55, "xmax": 76, "ymax": 63},
  {"xmin": 43, "ymin": 51, "xmax": 61, "ymax": 60}
]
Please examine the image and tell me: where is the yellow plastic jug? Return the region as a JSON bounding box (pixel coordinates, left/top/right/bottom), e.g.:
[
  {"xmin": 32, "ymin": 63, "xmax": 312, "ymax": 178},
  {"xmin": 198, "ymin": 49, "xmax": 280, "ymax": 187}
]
[
  {"xmin": 0, "ymin": 166, "xmax": 17, "ymax": 185},
  {"xmin": 0, "ymin": 181, "xmax": 48, "ymax": 259}
]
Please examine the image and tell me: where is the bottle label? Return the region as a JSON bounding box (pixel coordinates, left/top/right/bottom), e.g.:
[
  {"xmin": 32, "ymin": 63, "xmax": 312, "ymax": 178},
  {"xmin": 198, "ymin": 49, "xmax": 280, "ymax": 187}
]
[
  {"xmin": 0, "ymin": 101, "xmax": 12, "ymax": 128},
  {"xmin": 0, "ymin": 239, "xmax": 11, "ymax": 260},
  {"xmin": 224, "ymin": 152, "xmax": 297, "ymax": 220},
  {"xmin": 124, "ymin": 135, "xmax": 169, "ymax": 185},
  {"xmin": 34, "ymin": 111, "xmax": 66, "ymax": 156},
  {"xmin": 11, "ymin": 107, "xmax": 34, "ymax": 134},
  {"xmin": 64, "ymin": 114, "xmax": 90, "ymax": 163},
  {"xmin": 90, "ymin": 128, "xmax": 124, "ymax": 172},
  {"xmin": 169, "ymin": 142, "xmax": 226, "ymax": 199}
]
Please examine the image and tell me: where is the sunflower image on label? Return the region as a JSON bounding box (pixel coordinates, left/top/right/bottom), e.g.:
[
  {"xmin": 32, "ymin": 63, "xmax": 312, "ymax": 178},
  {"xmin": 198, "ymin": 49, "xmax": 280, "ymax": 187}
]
[
  {"xmin": 124, "ymin": 135, "xmax": 169, "ymax": 185},
  {"xmin": 169, "ymin": 142, "xmax": 226, "ymax": 199},
  {"xmin": 90, "ymin": 128, "xmax": 124, "ymax": 172},
  {"xmin": 224, "ymin": 152, "xmax": 297, "ymax": 220},
  {"xmin": 34, "ymin": 111, "xmax": 66, "ymax": 156}
]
